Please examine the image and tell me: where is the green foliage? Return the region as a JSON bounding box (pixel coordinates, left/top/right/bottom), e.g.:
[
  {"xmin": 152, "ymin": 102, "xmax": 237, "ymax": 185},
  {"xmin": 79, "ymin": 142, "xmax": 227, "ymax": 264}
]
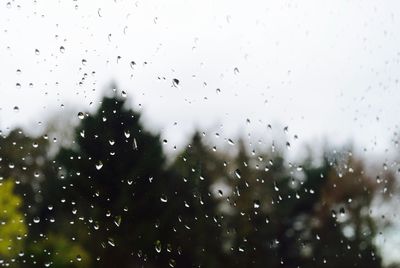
[
  {"xmin": 0, "ymin": 180, "xmax": 27, "ymax": 260},
  {"xmin": 27, "ymin": 233, "xmax": 91, "ymax": 268}
]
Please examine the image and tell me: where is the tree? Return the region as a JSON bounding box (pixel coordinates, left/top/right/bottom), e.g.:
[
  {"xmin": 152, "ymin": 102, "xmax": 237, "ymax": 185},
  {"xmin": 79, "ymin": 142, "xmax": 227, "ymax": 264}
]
[
  {"xmin": 42, "ymin": 91, "xmax": 177, "ymax": 267},
  {"xmin": 168, "ymin": 131, "xmax": 227, "ymax": 267}
]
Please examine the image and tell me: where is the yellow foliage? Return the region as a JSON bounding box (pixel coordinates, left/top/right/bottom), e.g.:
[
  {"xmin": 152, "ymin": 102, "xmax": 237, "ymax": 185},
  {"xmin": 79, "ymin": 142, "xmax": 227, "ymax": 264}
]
[{"xmin": 0, "ymin": 179, "xmax": 27, "ymax": 259}]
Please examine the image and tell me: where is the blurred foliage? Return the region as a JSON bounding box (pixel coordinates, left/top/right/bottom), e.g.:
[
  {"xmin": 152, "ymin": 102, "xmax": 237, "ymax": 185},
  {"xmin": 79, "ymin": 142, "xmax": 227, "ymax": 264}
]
[
  {"xmin": 0, "ymin": 180, "xmax": 27, "ymax": 260},
  {"xmin": 26, "ymin": 233, "xmax": 90, "ymax": 267},
  {"xmin": 0, "ymin": 90, "xmax": 397, "ymax": 267}
]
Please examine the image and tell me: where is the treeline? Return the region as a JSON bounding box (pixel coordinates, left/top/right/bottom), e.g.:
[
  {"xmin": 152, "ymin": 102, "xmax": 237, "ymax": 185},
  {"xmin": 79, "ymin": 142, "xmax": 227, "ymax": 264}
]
[{"xmin": 0, "ymin": 91, "xmax": 397, "ymax": 267}]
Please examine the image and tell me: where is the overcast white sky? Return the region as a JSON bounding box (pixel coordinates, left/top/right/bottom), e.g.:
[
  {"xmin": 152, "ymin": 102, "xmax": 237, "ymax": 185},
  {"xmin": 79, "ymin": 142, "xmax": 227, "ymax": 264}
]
[
  {"xmin": 1, "ymin": 0, "xmax": 400, "ymax": 155},
  {"xmin": 2, "ymin": 0, "xmax": 400, "ymax": 264}
]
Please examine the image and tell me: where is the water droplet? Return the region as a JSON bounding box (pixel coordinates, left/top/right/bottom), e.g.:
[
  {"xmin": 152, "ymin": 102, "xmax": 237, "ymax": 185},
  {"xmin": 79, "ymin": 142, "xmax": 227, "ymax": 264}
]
[
  {"xmin": 169, "ymin": 259, "xmax": 176, "ymax": 267},
  {"xmin": 296, "ymin": 165, "xmax": 303, "ymax": 171},
  {"xmin": 172, "ymin": 78, "xmax": 179, "ymax": 88},
  {"xmin": 35, "ymin": 49, "xmax": 40, "ymax": 55},
  {"xmin": 59, "ymin": 46, "xmax": 65, "ymax": 53},
  {"xmin": 340, "ymin": 207, "xmax": 345, "ymax": 216},
  {"xmin": 107, "ymin": 238, "xmax": 115, "ymax": 247},
  {"xmin": 234, "ymin": 169, "xmax": 241, "ymax": 179},
  {"xmin": 155, "ymin": 240, "xmax": 162, "ymax": 253},
  {"xmin": 283, "ymin": 126, "xmax": 288, "ymax": 133},
  {"xmin": 13, "ymin": 106, "xmax": 19, "ymax": 113},
  {"xmin": 160, "ymin": 195, "xmax": 168, "ymax": 203},
  {"xmin": 33, "ymin": 216, "xmax": 40, "ymax": 223},
  {"xmin": 253, "ymin": 200, "xmax": 260, "ymax": 209},
  {"xmin": 234, "ymin": 67, "xmax": 240, "ymax": 75},
  {"xmin": 114, "ymin": 216, "xmax": 122, "ymax": 227},
  {"xmin": 96, "ymin": 161, "xmax": 103, "ymax": 170},
  {"xmin": 77, "ymin": 112, "xmax": 84, "ymax": 119}
]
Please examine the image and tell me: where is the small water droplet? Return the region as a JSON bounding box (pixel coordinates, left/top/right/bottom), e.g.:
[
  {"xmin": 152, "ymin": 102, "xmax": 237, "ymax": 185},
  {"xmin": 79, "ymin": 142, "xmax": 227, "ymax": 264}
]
[
  {"xmin": 283, "ymin": 126, "xmax": 289, "ymax": 133},
  {"xmin": 172, "ymin": 78, "xmax": 179, "ymax": 88},
  {"xmin": 234, "ymin": 169, "xmax": 241, "ymax": 179},
  {"xmin": 286, "ymin": 142, "xmax": 291, "ymax": 149},
  {"xmin": 155, "ymin": 240, "xmax": 162, "ymax": 253},
  {"xmin": 59, "ymin": 46, "xmax": 65, "ymax": 53},
  {"xmin": 168, "ymin": 259, "xmax": 176, "ymax": 267},
  {"xmin": 160, "ymin": 195, "xmax": 168, "ymax": 203},
  {"xmin": 96, "ymin": 161, "xmax": 103, "ymax": 170},
  {"xmin": 78, "ymin": 112, "xmax": 84, "ymax": 119},
  {"xmin": 253, "ymin": 200, "xmax": 260, "ymax": 209},
  {"xmin": 114, "ymin": 216, "xmax": 122, "ymax": 227},
  {"xmin": 340, "ymin": 207, "xmax": 345, "ymax": 216},
  {"xmin": 296, "ymin": 165, "xmax": 303, "ymax": 171},
  {"xmin": 107, "ymin": 238, "xmax": 115, "ymax": 247}
]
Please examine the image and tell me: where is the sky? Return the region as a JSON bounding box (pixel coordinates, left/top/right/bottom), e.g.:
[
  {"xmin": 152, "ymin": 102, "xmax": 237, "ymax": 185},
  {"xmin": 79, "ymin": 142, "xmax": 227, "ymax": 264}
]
[
  {"xmin": 1, "ymin": 0, "xmax": 400, "ymax": 156},
  {"xmin": 1, "ymin": 0, "xmax": 400, "ymax": 262}
]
